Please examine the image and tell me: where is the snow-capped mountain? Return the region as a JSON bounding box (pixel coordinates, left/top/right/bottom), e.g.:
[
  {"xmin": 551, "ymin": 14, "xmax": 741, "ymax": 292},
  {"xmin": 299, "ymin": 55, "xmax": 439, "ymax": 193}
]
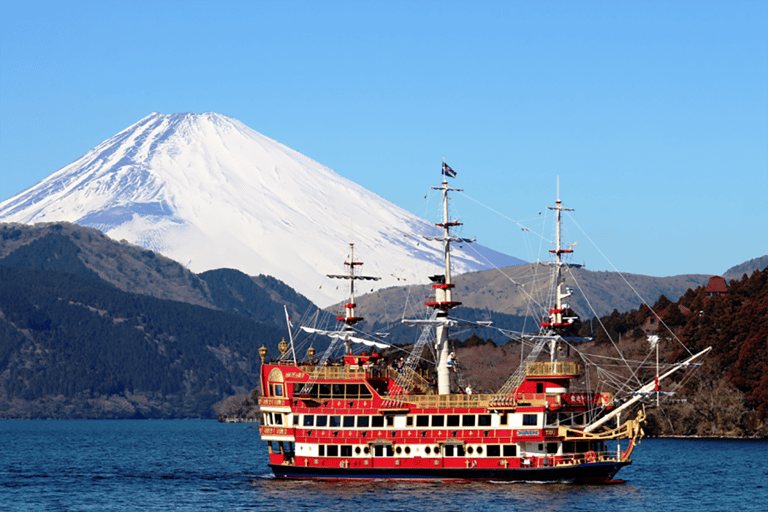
[{"xmin": 0, "ymin": 112, "xmax": 523, "ymax": 307}]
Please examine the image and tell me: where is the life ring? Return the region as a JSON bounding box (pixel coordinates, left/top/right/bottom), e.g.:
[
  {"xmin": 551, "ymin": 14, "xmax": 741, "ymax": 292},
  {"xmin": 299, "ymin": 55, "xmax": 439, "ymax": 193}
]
[{"xmin": 585, "ymin": 451, "xmax": 597, "ymax": 463}]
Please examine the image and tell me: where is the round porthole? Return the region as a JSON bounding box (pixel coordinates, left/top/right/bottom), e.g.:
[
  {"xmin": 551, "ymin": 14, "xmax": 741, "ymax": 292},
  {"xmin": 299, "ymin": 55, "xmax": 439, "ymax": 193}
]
[
  {"xmin": 395, "ymin": 446, "xmax": 402, "ymax": 455},
  {"xmin": 425, "ymin": 446, "xmax": 431, "ymax": 455},
  {"xmin": 355, "ymin": 446, "xmax": 361, "ymax": 455},
  {"xmin": 405, "ymin": 446, "xmax": 411, "ymax": 455},
  {"xmin": 363, "ymin": 446, "xmax": 370, "ymax": 454},
  {"xmin": 477, "ymin": 446, "xmax": 483, "ymax": 455},
  {"xmin": 467, "ymin": 446, "xmax": 474, "ymax": 455}
]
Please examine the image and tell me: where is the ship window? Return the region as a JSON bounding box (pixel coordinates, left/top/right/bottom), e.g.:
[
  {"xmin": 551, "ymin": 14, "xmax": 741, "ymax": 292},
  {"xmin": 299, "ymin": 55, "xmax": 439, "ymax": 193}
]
[
  {"xmin": 559, "ymin": 413, "xmax": 572, "ymax": 426},
  {"xmin": 456, "ymin": 445, "xmax": 465, "ymax": 456},
  {"xmin": 405, "ymin": 446, "xmax": 411, "ymax": 455},
  {"xmin": 293, "ymin": 415, "xmax": 299, "ymax": 426},
  {"xmin": 329, "ymin": 416, "xmax": 341, "ymax": 427},
  {"xmin": 487, "ymin": 445, "xmax": 500, "ymax": 457},
  {"xmin": 272, "ymin": 384, "xmax": 284, "ymax": 397},
  {"xmin": 373, "ymin": 445, "xmax": 384, "ymax": 457},
  {"xmin": 319, "ymin": 445, "xmax": 325, "ymax": 456},
  {"xmin": 406, "ymin": 416, "xmax": 414, "ymax": 427},
  {"xmin": 395, "ymin": 446, "xmax": 402, "ymax": 455},
  {"xmin": 536, "ymin": 383, "xmax": 544, "ymax": 394},
  {"xmin": 346, "ymin": 384, "xmax": 359, "ymax": 398},
  {"xmin": 476, "ymin": 446, "xmax": 483, "ymax": 455},
  {"xmin": 547, "ymin": 443, "xmax": 558, "ymax": 454},
  {"xmin": 273, "ymin": 413, "xmax": 283, "ymax": 425},
  {"xmin": 386, "ymin": 416, "xmax": 394, "ymax": 427},
  {"xmin": 447, "ymin": 415, "xmax": 460, "ymax": 427},
  {"xmin": 341, "ymin": 445, "xmax": 352, "ymax": 457},
  {"xmin": 372, "ymin": 416, "xmax": 385, "ymax": 428},
  {"xmin": 319, "ymin": 384, "xmax": 331, "ymax": 398},
  {"xmin": 444, "ymin": 445, "xmax": 454, "ymax": 457},
  {"xmin": 332, "ymin": 384, "xmax": 344, "ymax": 397},
  {"xmin": 523, "ymin": 414, "xmax": 538, "ymax": 426},
  {"xmin": 503, "ymin": 445, "xmax": 517, "ymax": 457},
  {"xmin": 563, "ymin": 442, "xmax": 575, "ymax": 453},
  {"xmin": 359, "ymin": 385, "xmax": 373, "ymax": 399},
  {"xmin": 573, "ymin": 413, "xmax": 585, "ymax": 425},
  {"xmin": 425, "ymin": 446, "xmax": 432, "ymax": 455},
  {"xmin": 304, "ymin": 415, "xmax": 314, "ymax": 427},
  {"xmin": 357, "ymin": 416, "xmax": 369, "ymax": 428},
  {"xmin": 467, "ymin": 446, "xmax": 474, "ymax": 455},
  {"xmin": 576, "ymin": 442, "xmax": 589, "ymax": 453},
  {"xmin": 478, "ymin": 415, "xmax": 491, "ymax": 426},
  {"xmin": 316, "ymin": 415, "xmax": 328, "ymax": 427},
  {"xmin": 416, "ymin": 415, "xmax": 429, "ymax": 427},
  {"xmin": 500, "ymin": 413, "xmax": 508, "ymax": 426},
  {"xmin": 327, "ymin": 445, "xmax": 339, "ymax": 457},
  {"xmin": 343, "ymin": 416, "xmax": 355, "ymax": 428},
  {"xmin": 386, "ymin": 445, "xmax": 394, "ymax": 457},
  {"xmin": 546, "ymin": 413, "xmax": 558, "ymax": 426},
  {"xmin": 462, "ymin": 415, "xmax": 475, "ymax": 427},
  {"xmin": 363, "ymin": 446, "xmax": 370, "ymax": 455},
  {"xmin": 355, "ymin": 446, "xmax": 361, "ymax": 455},
  {"xmin": 432, "ymin": 415, "xmax": 444, "ymax": 427}
]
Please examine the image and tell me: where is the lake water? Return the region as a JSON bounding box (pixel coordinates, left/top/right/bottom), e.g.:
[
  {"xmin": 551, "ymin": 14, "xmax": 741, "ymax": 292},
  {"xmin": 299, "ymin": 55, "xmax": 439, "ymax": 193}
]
[{"xmin": 1, "ymin": 420, "xmax": 765, "ymax": 511}]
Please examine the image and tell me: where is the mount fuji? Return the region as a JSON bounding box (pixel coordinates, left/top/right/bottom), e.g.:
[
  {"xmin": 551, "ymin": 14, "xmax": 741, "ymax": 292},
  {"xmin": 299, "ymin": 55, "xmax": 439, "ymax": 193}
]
[{"xmin": 0, "ymin": 112, "xmax": 523, "ymax": 307}]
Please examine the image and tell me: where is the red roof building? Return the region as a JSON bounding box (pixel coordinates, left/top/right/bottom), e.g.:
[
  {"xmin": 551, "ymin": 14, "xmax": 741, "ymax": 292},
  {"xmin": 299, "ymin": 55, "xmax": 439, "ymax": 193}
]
[{"xmin": 704, "ymin": 276, "xmax": 728, "ymax": 297}]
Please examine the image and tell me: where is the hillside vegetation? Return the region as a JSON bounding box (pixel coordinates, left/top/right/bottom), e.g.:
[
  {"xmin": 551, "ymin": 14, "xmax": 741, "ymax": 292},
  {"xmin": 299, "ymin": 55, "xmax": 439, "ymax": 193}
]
[
  {"xmin": 452, "ymin": 266, "xmax": 768, "ymax": 437},
  {"xmin": 0, "ymin": 223, "xmax": 314, "ymax": 418}
]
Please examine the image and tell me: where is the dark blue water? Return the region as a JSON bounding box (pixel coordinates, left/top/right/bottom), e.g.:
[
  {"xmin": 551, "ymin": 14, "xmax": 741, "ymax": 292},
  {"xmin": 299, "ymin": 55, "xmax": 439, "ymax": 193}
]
[{"xmin": 1, "ymin": 420, "xmax": 765, "ymax": 511}]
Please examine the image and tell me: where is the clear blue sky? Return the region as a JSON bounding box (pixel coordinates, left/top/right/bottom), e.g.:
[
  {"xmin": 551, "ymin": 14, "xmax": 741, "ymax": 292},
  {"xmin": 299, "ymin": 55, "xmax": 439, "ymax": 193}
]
[{"xmin": 1, "ymin": 0, "xmax": 766, "ymax": 278}]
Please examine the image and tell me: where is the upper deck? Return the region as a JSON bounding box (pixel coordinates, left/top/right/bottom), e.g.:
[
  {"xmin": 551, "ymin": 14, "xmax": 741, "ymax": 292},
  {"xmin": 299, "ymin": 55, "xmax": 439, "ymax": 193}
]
[{"xmin": 259, "ymin": 360, "xmax": 612, "ymax": 411}]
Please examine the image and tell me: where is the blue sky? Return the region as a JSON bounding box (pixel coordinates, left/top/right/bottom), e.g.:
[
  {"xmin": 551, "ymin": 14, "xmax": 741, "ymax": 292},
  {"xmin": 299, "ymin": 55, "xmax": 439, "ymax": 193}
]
[{"xmin": 1, "ymin": 0, "xmax": 766, "ymax": 278}]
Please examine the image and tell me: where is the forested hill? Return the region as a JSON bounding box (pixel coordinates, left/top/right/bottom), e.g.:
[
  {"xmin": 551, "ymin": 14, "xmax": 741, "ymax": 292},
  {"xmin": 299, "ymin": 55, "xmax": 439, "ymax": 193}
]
[
  {"xmin": 576, "ymin": 267, "xmax": 768, "ymax": 435},
  {"xmin": 0, "ymin": 264, "xmax": 289, "ymax": 418},
  {"xmin": 0, "ymin": 222, "xmax": 318, "ymax": 419},
  {"xmin": 0, "ymin": 222, "xmax": 316, "ymax": 326}
]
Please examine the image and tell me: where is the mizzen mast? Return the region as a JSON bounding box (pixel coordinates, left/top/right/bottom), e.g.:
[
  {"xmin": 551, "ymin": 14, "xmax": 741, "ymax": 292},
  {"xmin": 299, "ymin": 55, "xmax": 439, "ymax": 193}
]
[{"xmin": 539, "ymin": 177, "xmax": 579, "ymax": 362}]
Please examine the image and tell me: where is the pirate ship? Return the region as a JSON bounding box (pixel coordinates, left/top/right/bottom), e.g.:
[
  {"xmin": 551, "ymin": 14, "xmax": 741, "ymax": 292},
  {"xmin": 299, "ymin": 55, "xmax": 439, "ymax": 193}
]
[{"xmin": 258, "ymin": 164, "xmax": 710, "ymax": 481}]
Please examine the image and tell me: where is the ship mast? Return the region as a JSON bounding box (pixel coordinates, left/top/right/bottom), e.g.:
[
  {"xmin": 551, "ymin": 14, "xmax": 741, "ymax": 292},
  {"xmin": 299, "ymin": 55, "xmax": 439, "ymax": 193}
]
[
  {"xmin": 540, "ymin": 176, "xmax": 577, "ymax": 362},
  {"xmin": 424, "ymin": 161, "xmax": 474, "ymax": 394},
  {"xmin": 326, "ymin": 242, "xmax": 380, "ymax": 353}
]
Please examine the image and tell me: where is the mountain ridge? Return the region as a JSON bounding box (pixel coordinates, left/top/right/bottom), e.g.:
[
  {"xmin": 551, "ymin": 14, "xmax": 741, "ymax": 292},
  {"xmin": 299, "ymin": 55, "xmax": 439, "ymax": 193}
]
[{"xmin": 0, "ymin": 112, "xmax": 524, "ymax": 307}]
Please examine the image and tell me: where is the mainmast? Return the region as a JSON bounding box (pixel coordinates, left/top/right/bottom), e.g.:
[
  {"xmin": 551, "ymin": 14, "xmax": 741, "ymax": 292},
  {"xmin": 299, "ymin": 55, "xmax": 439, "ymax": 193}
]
[
  {"xmin": 326, "ymin": 243, "xmax": 380, "ymax": 353},
  {"xmin": 422, "ymin": 160, "xmax": 474, "ymax": 394}
]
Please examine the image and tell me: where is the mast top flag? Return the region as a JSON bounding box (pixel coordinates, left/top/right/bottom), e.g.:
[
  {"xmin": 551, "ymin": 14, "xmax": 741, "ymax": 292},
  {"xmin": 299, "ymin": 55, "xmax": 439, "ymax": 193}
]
[{"xmin": 441, "ymin": 160, "xmax": 456, "ymax": 179}]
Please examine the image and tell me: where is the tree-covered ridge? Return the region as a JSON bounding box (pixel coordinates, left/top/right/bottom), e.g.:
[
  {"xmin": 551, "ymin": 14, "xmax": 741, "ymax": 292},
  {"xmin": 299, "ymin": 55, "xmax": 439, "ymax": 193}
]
[
  {"xmin": 676, "ymin": 268, "xmax": 768, "ymax": 421},
  {"xmin": 0, "ymin": 264, "xmax": 286, "ymax": 418},
  {"xmin": 571, "ymin": 267, "xmax": 768, "ymax": 434}
]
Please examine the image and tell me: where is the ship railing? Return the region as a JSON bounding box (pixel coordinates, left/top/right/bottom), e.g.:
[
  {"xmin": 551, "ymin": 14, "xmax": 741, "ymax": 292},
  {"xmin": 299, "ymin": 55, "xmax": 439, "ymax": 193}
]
[
  {"xmin": 525, "ymin": 361, "xmax": 581, "ymax": 376},
  {"xmin": 553, "ymin": 449, "xmax": 619, "ymax": 466}
]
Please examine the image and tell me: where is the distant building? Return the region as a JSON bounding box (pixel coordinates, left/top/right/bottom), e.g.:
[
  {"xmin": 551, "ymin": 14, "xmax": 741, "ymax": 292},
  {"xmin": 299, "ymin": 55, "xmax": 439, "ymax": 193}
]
[
  {"xmin": 641, "ymin": 304, "xmax": 691, "ymax": 333},
  {"xmin": 704, "ymin": 276, "xmax": 728, "ymax": 298}
]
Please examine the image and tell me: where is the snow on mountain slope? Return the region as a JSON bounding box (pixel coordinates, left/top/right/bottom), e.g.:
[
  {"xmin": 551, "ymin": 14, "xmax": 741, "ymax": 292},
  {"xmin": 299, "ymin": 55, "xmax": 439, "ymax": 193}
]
[{"xmin": 0, "ymin": 112, "xmax": 524, "ymax": 306}]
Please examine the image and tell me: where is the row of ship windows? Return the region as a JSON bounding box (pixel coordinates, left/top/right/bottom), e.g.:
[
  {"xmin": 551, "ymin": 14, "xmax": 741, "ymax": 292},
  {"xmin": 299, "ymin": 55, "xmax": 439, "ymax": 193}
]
[
  {"xmin": 264, "ymin": 413, "xmax": 538, "ymax": 428},
  {"xmin": 270, "ymin": 383, "xmax": 374, "ymax": 400},
  {"xmin": 263, "ymin": 412, "xmax": 592, "ymax": 429},
  {"xmin": 270, "ymin": 441, "xmax": 606, "ymax": 458}
]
